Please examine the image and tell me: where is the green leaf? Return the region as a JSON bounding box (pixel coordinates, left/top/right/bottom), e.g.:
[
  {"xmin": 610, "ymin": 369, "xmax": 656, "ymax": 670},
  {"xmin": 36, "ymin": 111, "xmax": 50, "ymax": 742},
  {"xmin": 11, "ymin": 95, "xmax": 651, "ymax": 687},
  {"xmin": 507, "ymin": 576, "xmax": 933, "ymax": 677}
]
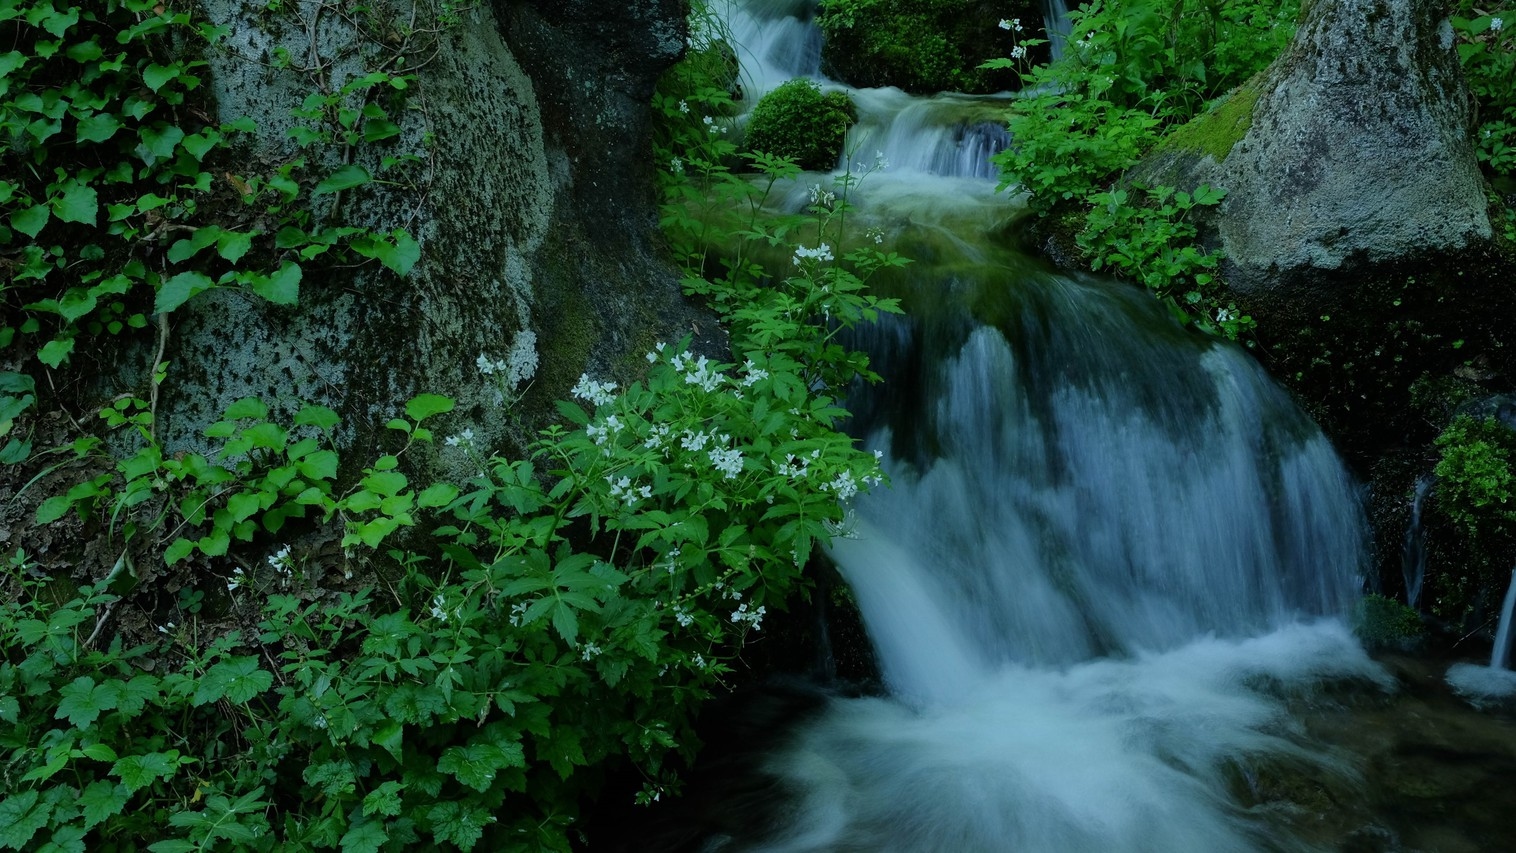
[
  {"xmin": 137, "ymin": 123, "xmax": 184, "ymax": 165},
  {"xmin": 223, "ymin": 397, "xmax": 269, "ymax": 420},
  {"xmin": 417, "ymin": 483, "xmax": 459, "ymax": 509},
  {"xmin": 353, "ymin": 228, "xmax": 422, "ymax": 276},
  {"xmin": 551, "ymin": 600, "xmax": 579, "ymax": 645},
  {"xmin": 164, "ymin": 538, "xmax": 195, "ymax": 564},
  {"xmin": 0, "ymin": 790, "xmax": 48, "ymax": 850},
  {"xmin": 193, "ymin": 657, "xmax": 272, "ymax": 705},
  {"xmin": 154, "ymin": 271, "xmax": 213, "ymax": 314},
  {"xmin": 38, "ymin": 337, "xmax": 74, "ymax": 368},
  {"xmin": 36, "ymin": 495, "xmax": 74, "ymax": 524},
  {"xmin": 312, "ymin": 164, "xmax": 372, "ymax": 195},
  {"xmin": 216, "ymin": 230, "xmax": 253, "ymax": 263},
  {"xmin": 167, "ymin": 226, "xmax": 220, "ymax": 263},
  {"xmin": 10, "ymin": 204, "xmax": 49, "ymax": 237},
  {"xmin": 404, "ymin": 393, "xmax": 454, "ymax": 422},
  {"xmin": 360, "ymin": 781, "xmax": 404, "ymax": 818},
  {"xmin": 75, "ymin": 111, "xmax": 121, "ymax": 143},
  {"xmin": 428, "ymin": 801, "xmax": 491, "ymax": 849},
  {"xmin": 294, "ymin": 404, "xmax": 340, "ymax": 430},
  {"xmin": 52, "ymin": 180, "xmax": 98, "ymax": 224},
  {"xmin": 111, "ymin": 751, "xmax": 181, "ymax": 794},
  {"xmin": 56, "ymin": 676, "xmax": 111, "ymax": 726},
  {"xmin": 251, "ymin": 261, "xmax": 301, "ymax": 306},
  {"xmin": 78, "ymin": 780, "xmax": 130, "ymax": 830},
  {"xmin": 141, "ymin": 62, "xmax": 178, "ymax": 92},
  {"xmin": 340, "ymin": 817, "xmax": 389, "ymax": 852},
  {"xmin": 146, "ymin": 841, "xmax": 197, "ymax": 853}
]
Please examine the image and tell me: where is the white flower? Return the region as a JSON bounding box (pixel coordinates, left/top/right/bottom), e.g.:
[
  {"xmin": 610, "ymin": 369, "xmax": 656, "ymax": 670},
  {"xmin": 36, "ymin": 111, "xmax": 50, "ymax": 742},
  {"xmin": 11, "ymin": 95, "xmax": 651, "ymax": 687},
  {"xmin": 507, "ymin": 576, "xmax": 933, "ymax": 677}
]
[
  {"xmin": 445, "ymin": 427, "xmax": 475, "ymax": 448},
  {"xmin": 430, "ymin": 594, "xmax": 451, "ymax": 622},
  {"xmin": 823, "ymin": 470, "xmax": 858, "ymax": 500},
  {"xmin": 581, "ymin": 642, "xmax": 602, "ymax": 661},
  {"xmin": 678, "ymin": 100, "xmax": 690, "ymax": 113},
  {"xmin": 670, "ymin": 156, "xmax": 683, "ymax": 174},
  {"xmin": 157, "ymin": 621, "xmax": 175, "ymax": 635},
  {"xmin": 710, "ymin": 445, "xmax": 744, "ymax": 479},
  {"xmin": 680, "ymin": 430, "xmax": 711, "ymax": 452},
  {"xmin": 792, "ymin": 243, "xmax": 834, "ymax": 266},
  {"xmin": 268, "ymin": 546, "xmax": 293, "ymax": 576},
  {"xmin": 740, "ymin": 359, "xmax": 769, "ymax": 386},
  {"xmin": 702, "ymin": 115, "xmax": 713, "ymax": 126},
  {"xmin": 1490, "ymin": 16, "xmax": 1503, "ymax": 31},
  {"xmin": 227, "ymin": 566, "xmax": 245, "ymax": 593},
  {"xmin": 998, "ymin": 18, "xmax": 1012, "ymax": 30},
  {"xmin": 1215, "ymin": 307, "xmax": 1236, "ymax": 324},
  {"xmin": 873, "ymin": 150, "xmax": 889, "ymax": 171},
  {"xmin": 1010, "ymin": 45, "xmax": 1026, "ymax": 60},
  {"xmin": 508, "ymin": 601, "xmax": 529, "ymax": 627},
  {"xmin": 674, "ymin": 605, "xmax": 694, "ymax": 627},
  {"xmin": 731, "ymin": 602, "xmax": 767, "ymax": 630},
  {"xmin": 570, "ymin": 374, "xmax": 618, "ymax": 407}
]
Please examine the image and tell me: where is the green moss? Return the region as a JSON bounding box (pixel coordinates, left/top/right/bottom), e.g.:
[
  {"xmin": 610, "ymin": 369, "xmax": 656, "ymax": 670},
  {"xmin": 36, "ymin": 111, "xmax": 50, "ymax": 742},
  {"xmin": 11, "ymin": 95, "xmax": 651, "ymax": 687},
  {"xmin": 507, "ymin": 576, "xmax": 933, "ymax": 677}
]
[
  {"xmin": 1434, "ymin": 414, "xmax": 1516, "ymax": 539},
  {"xmin": 1156, "ymin": 79, "xmax": 1261, "ymax": 162},
  {"xmin": 744, "ymin": 79, "xmax": 857, "ymax": 171},
  {"xmin": 1351, "ymin": 593, "xmax": 1424, "ymax": 650}
]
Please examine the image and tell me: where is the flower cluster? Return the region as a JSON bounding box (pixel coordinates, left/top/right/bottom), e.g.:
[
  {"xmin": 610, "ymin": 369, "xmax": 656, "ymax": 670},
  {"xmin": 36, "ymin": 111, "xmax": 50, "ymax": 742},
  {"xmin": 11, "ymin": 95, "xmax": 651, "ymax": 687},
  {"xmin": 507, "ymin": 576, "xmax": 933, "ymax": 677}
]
[
  {"xmin": 793, "ymin": 243, "xmax": 834, "ymax": 266},
  {"xmin": 445, "ymin": 427, "xmax": 475, "ymax": 448},
  {"xmin": 730, "ymin": 602, "xmax": 767, "ymax": 630},
  {"xmin": 571, "ymin": 374, "xmax": 618, "ymax": 408},
  {"xmin": 1493, "ymin": 17, "xmax": 1504, "ymax": 32},
  {"xmin": 227, "ymin": 566, "xmax": 246, "ymax": 593},
  {"xmin": 999, "ymin": 18, "xmax": 1023, "ymax": 32},
  {"xmin": 268, "ymin": 545, "xmax": 293, "ymax": 584},
  {"xmin": 808, "ymin": 183, "xmax": 837, "ymax": 208},
  {"xmin": 607, "ymin": 474, "xmax": 653, "ymax": 507},
  {"xmin": 670, "ymin": 352, "xmax": 724, "ymax": 392}
]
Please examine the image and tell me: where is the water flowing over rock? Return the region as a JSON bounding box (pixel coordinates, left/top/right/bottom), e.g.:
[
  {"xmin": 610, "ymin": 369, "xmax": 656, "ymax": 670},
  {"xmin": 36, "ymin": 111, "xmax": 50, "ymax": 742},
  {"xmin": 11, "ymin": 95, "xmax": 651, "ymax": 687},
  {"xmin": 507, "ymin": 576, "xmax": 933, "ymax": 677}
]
[
  {"xmin": 1136, "ymin": 0, "xmax": 1491, "ymax": 292},
  {"xmin": 163, "ymin": 0, "xmax": 712, "ymax": 470}
]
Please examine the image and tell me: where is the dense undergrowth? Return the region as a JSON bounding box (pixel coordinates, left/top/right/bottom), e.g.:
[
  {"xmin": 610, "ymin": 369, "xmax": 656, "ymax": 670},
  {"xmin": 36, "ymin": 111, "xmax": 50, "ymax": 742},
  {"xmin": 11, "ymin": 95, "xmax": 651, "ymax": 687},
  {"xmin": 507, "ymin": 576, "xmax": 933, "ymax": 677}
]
[{"xmin": 1, "ymin": 0, "xmax": 895, "ymax": 850}]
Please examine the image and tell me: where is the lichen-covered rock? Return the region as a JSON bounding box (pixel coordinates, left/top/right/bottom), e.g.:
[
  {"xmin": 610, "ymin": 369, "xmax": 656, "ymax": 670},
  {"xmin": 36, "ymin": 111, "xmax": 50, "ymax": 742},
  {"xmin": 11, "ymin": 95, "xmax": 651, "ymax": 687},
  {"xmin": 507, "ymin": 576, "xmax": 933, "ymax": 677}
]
[{"xmin": 162, "ymin": 0, "xmax": 715, "ymax": 478}]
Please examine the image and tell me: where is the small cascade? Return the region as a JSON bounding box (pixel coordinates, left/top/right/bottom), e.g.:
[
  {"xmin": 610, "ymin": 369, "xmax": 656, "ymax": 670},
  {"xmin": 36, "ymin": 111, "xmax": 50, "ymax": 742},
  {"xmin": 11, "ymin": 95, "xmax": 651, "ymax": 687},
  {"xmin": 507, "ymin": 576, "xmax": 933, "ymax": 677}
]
[
  {"xmin": 1042, "ymin": 0, "xmax": 1073, "ymax": 61},
  {"xmin": 1402, "ymin": 474, "xmax": 1433, "ymax": 610},
  {"xmin": 846, "ymin": 90, "xmax": 1012, "ymax": 180},
  {"xmin": 723, "ymin": 0, "xmax": 822, "ymax": 99},
  {"xmin": 1493, "ymin": 569, "xmax": 1516, "ymax": 670}
]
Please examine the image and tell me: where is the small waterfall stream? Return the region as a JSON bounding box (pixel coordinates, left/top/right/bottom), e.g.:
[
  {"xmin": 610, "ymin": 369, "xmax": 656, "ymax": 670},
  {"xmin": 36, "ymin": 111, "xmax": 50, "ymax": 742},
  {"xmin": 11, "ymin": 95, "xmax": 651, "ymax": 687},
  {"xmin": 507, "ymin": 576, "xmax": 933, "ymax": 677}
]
[{"xmin": 669, "ymin": 3, "xmax": 1516, "ymax": 850}]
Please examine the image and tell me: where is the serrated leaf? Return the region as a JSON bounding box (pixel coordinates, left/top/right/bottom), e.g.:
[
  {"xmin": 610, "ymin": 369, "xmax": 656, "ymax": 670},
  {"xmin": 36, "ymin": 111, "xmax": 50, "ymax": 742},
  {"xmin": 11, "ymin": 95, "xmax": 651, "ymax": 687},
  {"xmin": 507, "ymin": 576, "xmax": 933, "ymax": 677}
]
[
  {"xmin": 154, "ymin": 271, "xmax": 213, "ymax": 314},
  {"xmin": 340, "ymin": 817, "xmax": 389, "ymax": 852},
  {"xmin": 428, "ymin": 801, "xmax": 490, "ymax": 849},
  {"xmin": 111, "ymin": 752, "xmax": 179, "ymax": 794},
  {"xmin": 251, "ymin": 261, "xmax": 300, "ymax": 306},
  {"xmin": 312, "ymin": 164, "xmax": 372, "ymax": 195},
  {"xmin": 360, "ymin": 781, "xmax": 404, "ymax": 818},
  {"xmin": 193, "ymin": 656, "xmax": 272, "ymax": 705},
  {"xmin": 0, "ymin": 790, "xmax": 48, "ymax": 850},
  {"xmin": 78, "ymin": 780, "xmax": 129, "ymax": 830}
]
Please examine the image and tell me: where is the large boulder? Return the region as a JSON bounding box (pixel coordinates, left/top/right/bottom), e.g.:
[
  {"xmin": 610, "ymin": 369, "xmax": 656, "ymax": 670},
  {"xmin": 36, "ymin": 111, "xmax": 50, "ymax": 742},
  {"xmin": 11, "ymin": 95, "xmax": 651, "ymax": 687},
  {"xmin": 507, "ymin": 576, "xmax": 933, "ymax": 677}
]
[
  {"xmin": 157, "ymin": 0, "xmax": 714, "ymax": 473},
  {"xmin": 1133, "ymin": 0, "xmax": 1492, "ymax": 293}
]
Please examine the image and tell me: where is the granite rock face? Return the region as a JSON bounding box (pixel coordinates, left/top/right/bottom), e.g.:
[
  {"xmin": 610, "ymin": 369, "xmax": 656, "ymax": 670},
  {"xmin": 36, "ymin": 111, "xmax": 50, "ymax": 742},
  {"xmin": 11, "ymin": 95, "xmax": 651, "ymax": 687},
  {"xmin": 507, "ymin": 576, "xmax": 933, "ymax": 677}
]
[
  {"xmin": 1212, "ymin": 0, "xmax": 1490, "ymax": 291},
  {"xmin": 166, "ymin": 0, "xmax": 711, "ymax": 473}
]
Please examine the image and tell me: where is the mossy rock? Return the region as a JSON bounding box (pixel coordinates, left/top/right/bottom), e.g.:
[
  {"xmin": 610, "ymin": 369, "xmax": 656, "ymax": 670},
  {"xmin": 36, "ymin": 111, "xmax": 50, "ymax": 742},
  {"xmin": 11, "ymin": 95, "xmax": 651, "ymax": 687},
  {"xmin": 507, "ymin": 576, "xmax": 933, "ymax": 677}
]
[
  {"xmin": 1352, "ymin": 593, "xmax": 1425, "ymax": 651},
  {"xmin": 744, "ymin": 79, "xmax": 857, "ymax": 171}
]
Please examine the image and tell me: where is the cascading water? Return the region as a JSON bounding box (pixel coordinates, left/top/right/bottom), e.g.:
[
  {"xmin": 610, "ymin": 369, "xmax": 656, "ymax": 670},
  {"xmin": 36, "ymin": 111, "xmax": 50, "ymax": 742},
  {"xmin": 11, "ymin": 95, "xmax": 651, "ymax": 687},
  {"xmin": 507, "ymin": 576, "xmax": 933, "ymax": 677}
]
[
  {"xmin": 689, "ymin": 4, "xmax": 1411, "ymax": 849},
  {"xmin": 1401, "ymin": 474, "xmax": 1433, "ymax": 610}
]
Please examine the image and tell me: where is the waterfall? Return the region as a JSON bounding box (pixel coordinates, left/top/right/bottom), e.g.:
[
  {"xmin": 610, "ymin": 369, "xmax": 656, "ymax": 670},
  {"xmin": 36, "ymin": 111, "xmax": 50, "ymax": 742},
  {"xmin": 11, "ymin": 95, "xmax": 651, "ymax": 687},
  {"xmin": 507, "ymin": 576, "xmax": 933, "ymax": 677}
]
[
  {"xmin": 1401, "ymin": 474, "xmax": 1433, "ymax": 610},
  {"xmin": 1493, "ymin": 569, "xmax": 1516, "ymax": 670},
  {"xmin": 691, "ymin": 4, "xmax": 1402, "ymax": 849},
  {"xmin": 1043, "ymin": 0, "xmax": 1073, "ymax": 61}
]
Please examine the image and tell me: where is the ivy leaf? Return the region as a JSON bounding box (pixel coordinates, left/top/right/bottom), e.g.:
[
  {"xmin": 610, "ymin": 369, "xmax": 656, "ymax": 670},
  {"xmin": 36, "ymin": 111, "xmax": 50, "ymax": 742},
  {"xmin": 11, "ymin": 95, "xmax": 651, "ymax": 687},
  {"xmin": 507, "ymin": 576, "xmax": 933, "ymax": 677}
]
[
  {"xmin": 37, "ymin": 337, "xmax": 74, "ymax": 368},
  {"xmin": 136, "ymin": 123, "xmax": 184, "ymax": 166},
  {"xmin": 52, "ymin": 180, "xmax": 98, "ymax": 224},
  {"xmin": 216, "ymin": 230, "xmax": 253, "ymax": 263},
  {"xmin": 78, "ymin": 780, "xmax": 130, "ymax": 830},
  {"xmin": 250, "ymin": 261, "xmax": 300, "ymax": 306},
  {"xmin": 75, "ymin": 112, "xmax": 122, "ymax": 143},
  {"xmin": 352, "ymin": 228, "xmax": 421, "ymax": 276},
  {"xmin": 141, "ymin": 62, "xmax": 179, "ymax": 92},
  {"xmin": 154, "ymin": 271, "xmax": 213, "ymax": 314},
  {"xmin": 10, "ymin": 203, "xmax": 49, "ymax": 237},
  {"xmin": 312, "ymin": 164, "xmax": 372, "ymax": 195}
]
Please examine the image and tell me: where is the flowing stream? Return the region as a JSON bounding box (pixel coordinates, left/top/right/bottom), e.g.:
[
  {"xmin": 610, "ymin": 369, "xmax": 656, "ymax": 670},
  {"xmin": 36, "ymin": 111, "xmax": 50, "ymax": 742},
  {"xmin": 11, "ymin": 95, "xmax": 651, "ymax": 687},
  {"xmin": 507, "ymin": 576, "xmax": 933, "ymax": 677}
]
[{"xmin": 674, "ymin": 3, "xmax": 1516, "ymax": 850}]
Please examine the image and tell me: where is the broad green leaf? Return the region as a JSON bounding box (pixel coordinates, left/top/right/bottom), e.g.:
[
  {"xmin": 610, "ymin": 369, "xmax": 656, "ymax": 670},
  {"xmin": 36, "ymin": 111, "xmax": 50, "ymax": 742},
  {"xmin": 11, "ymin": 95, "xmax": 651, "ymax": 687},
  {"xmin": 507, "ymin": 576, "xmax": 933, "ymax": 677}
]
[
  {"xmin": 141, "ymin": 62, "xmax": 178, "ymax": 92},
  {"xmin": 75, "ymin": 111, "xmax": 121, "ymax": 143},
  {"xmin": 340, "ymin": 817, "xmax": 389, "ymax": 852},
  {"xmin": 404, "ymin": 393, "xmax": 453, "ymax": 422},
  {"xmin": 154, "ymin": 271, "xmax": 213, "ymax": 314},
  {"xmin": 294, "ymin": 404, "xmax": 339, "ymax": 430},
  {"xmin": 166, "ymin": 226, "xmax": 219, "ymax": 263},
  {"xmin": 163, "ymin": 538, "xmax": 194, "ymax": 564},
  {"xmin": 35, "ymin": 495, "xmax": 74, "ymax": 524},
  {"xmin": 193, "ymin": 657, "xmax": 272, "ymax": 705},
  {"xmin": 37, "ymin": 337, "xmax": 74, "ymax": 368},
  {"xmin": 52, "ymin": 180, "xmax": 98, "ymax": 224},
  {"xmin": 250, "ymin": 261, "xmax": 301, "ymax": 306},
  {"xmin": 223, "ymin": 397, "xmax": 268, "ymax": 420},
  {"xmin": 417, "ymin": 483, "xmax": 458, "ymax": 509},
  {"xmin": 0, "ymin": 790, "xmax": 47, "ymax": 850},
  {"xmin": 10, "ymin": 203, "xmax": 49, "ymax": 237},
  {"xmin": 312, "ymin": 164, "xmax": 372, "ymax": 195},
  {"xmin": 428, "ymin": 801, "xmax": 490, "ymax": 849},
  {"xmin": 216, "ymin": 230, "xmax": 253, "ymax": 263},
  {"xmin": 360, "ymin": 781, "xmax": 404, "ymax": 818},
  {"xmin": 136, "ymin": 123, "xmax": 184, "ymax": 165}
]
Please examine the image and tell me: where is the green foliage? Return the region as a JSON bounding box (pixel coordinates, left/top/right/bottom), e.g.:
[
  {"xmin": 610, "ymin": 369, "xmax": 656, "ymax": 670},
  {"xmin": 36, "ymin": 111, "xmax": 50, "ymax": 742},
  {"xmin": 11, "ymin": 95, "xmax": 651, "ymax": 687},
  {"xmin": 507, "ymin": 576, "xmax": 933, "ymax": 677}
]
[
  {"xmin": 984, "ymin": 0, "xmax": 1295, "ymax": 335},
  {"xmin": 1450, "ymin": 8, "xmax": 1515, "ymax": 178},
  {"xmin": 815, "ymin": 0, "xmax": 1025, "ymax": 93},
  {"xmin": 0, "ymin": 0, "xmax": 421, "ymax": 462},
  {"xmin": 1434, "ymin": 414, "xmax": 1516, "ymax": 539},
  {"xmin": 1351, "ymin": 593, "xmax": 1424, "ymax": 650},
  {"xmin": 743, "ymin": 79, "xmax": 858, "ymax": 172}
]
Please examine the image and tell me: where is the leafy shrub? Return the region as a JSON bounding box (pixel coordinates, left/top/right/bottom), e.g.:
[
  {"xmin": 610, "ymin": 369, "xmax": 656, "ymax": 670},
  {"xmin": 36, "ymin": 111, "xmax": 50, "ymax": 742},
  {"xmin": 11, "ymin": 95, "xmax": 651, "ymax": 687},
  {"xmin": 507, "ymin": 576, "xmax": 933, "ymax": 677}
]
[
  {"xmin": 1434, "ymin": 414, "xmax": 1516, "ymax": 539},
  {"xmin": 815, "ymin": 0, "xmax": 1030, "ymax": 93},
  {"xmin": 744, "ymin": 79, "xmax": 857, "ymax": 172},
  {"xmin": 1351, "ymin": 593, "xmax": 1424, "ymax": 650},
  {"xmin": 1449, "ymin": 7, "xmax": 1515, "ymax": 178}
]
